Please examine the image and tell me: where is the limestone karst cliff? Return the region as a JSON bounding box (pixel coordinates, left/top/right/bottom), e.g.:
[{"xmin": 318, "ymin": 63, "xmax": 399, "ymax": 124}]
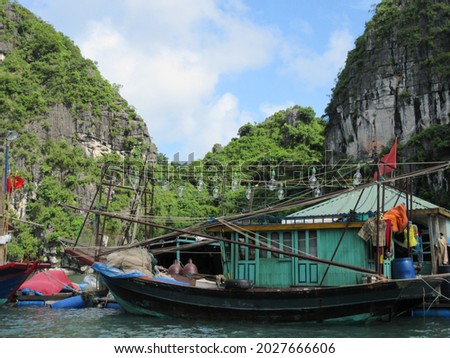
[{"xmin": 325, "ymin": 0, "xmax": 450, "ymax": 159}]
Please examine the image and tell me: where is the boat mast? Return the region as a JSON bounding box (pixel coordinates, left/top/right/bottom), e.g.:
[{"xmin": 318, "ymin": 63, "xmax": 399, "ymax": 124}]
[{"xmin": 0, "ymin": 139, "xmax": 6, "ymax": 265}]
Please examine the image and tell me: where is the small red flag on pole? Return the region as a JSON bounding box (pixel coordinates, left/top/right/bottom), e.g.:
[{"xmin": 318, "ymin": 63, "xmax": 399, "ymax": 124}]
[
  {"xmin": 6, "ymin": 176, "xmax": 25, "ymax": 194},
  {"xmin": 374, "ymin": 137, "xmax": 397, "ymax": 181}
]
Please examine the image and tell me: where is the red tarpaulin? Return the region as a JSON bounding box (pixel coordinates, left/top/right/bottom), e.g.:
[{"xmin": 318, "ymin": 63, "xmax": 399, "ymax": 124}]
[{"xmin": 19, "ymin": 269, "xmax": 79, "ymax": 295}]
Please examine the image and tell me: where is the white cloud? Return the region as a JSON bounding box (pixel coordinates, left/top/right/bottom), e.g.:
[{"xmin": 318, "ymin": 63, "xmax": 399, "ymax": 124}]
[
  {"xmin": 281, "ymin": 29, "xmax": 354, "ymax": 89},
  {"xmin": 77, "ymin": 1, "xmax": 277, "ymax": 158},
  {"xmin": 177, "ymin": 93, "xmax": 251, "ymax": 158},
  {"xmin": 260, "ymin": 101, "xmax": 296, "ymax": 120}
]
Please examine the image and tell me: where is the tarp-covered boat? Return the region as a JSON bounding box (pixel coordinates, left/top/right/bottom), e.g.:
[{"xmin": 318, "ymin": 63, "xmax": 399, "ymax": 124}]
[{"xmin": 0, "ymin": 261, "xmax": 50, "ymax": 305}]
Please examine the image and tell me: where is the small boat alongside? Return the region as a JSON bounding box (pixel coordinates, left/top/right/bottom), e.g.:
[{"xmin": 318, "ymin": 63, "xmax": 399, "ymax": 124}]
[
  {"xmin": 14, "ymin": 269, "xmax": 116, "ymax": 308},
  {"xmin": 0, "ymin": 261, "xmax": 50, "ymax": 305}
]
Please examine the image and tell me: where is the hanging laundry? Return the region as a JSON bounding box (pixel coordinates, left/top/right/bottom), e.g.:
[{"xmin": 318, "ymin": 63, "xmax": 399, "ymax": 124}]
[
  {"xmin": 383, "ymin": 203, "xmax": 408, "ymax": 233},
  {"xmin": 358, "ymin": 217, "xmax": 386, "ymax": 246},
  {"xmin": 436, "ymin": 233, "xmax": 449, "ymax": 266},
  {"xmin": 403, "ymin": 222, "xmax": 418, "ymax": 248}
]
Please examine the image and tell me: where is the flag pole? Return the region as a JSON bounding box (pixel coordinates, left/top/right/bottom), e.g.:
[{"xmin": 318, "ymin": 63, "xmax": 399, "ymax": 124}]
[{"xmin": 0, "ymin": 131, "xmax": 20, "ymax": 265}]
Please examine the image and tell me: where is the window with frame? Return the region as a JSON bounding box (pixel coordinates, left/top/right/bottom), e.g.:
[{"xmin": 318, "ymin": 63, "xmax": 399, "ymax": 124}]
[
  {"xmin": 280, "ymin": 232, "xmax": 292, "ymax": 258},
  {"xmin": 258, "ymin": 232, "xmax": 269, "ymax": 258},
  {"xmin": 271, "ymin": 232, "xmax": 279, "ymax": 258},
  {"xmin": 297, "ymin": 230, "xmax": 317, "ymax": 257}
]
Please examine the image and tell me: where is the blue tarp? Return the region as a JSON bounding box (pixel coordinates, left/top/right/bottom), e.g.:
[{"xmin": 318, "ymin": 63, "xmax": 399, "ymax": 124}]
[
  {"xmin": 92, "ymin": 262, "xmax": 147, "ymax": 278},
  {"xmin": 92, "ymin": 262, "xmax": 190, "ymax": 286}
]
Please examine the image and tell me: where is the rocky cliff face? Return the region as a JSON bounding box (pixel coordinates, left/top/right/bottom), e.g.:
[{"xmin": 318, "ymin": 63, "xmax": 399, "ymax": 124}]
[
  {"xmin": 23, "ymin": 103, "xmax": 154, "ymax": 159},
  {"xmin": 325, "ymin": 0, "xmax": 450, "ymax": 159}
]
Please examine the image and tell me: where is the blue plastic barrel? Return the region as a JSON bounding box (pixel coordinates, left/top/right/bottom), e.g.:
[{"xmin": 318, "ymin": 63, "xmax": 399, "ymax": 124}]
[
  {"xmin": 392, "ymin": 257, "xmax": 415, "ymax": 279},
  {"xmin": 105, "ymin": 302, "xmax": 121, "ymax": 309},
  {"xmin": 411, "ymin": 308, "xmax": 450, "ymax": 317},
  {"xmin": 16, "ymin": 300, "xmax": 45, "ymax": 307},
  {"xmin": 50, "ymin": 295, "xmax": 85, "ymax": 309}
]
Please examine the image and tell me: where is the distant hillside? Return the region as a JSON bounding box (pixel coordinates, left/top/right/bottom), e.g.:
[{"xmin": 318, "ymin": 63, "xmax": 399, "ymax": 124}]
[
  {"xmin": 203, "ymin": 105, "xmax": 325, "ymax": 164},
  {"xmin": 2, "ymin": 0, "xmax": 449, "ymax": 261},
  {"xmin": 0, "ymin": 0, "xmax": 154, "ymax": 156},
  {"xmin": 200, "ymin": 105, "xmax": 326, "ymax": 213}
]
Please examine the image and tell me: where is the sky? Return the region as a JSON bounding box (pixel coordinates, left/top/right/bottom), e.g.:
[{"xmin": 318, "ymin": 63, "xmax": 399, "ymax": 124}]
[{"xmin": 16, "ymin": 0, "xmax": 377, "ymax": 160}]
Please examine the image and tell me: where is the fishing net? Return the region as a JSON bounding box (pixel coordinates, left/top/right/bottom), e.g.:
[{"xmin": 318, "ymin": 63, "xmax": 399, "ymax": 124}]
[{"xmin": 106, "ymin": 247, "xmax": 155, "ymax": 276}]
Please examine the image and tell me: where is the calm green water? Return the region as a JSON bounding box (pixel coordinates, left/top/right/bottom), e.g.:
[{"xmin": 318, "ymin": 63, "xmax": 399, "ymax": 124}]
[{"xmin": 1, "ymin": 304, "xmax": 450, "ymax": 338}]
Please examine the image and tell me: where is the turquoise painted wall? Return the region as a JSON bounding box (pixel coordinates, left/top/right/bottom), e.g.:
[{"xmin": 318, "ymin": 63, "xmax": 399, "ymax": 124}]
[
  {"xmin": 220, "ymin": 228, "xmax": 371, "ymax": 288},
  {"xmin": 317, "ymin": 228, "xmax": 369, "ymax": 286}
]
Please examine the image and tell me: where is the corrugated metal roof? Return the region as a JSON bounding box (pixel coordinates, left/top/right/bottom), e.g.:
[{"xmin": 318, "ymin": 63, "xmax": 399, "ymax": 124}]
[{"xmin": 288, "ymin": 183, "xmax": 439, "ymax": 217}]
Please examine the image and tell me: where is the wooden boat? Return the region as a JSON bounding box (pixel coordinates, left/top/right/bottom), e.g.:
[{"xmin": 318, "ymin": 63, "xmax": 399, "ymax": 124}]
[
  {"xmin": 92, "ymin": 262, "xmax": 448, "ymax": 322},
  {"xmin": 14, "ymin": 268, "xmax": 116, "ymax": 308},
  {"xmin": 0, "ymin": 261, "xmax": 50, "ymax": 305}
]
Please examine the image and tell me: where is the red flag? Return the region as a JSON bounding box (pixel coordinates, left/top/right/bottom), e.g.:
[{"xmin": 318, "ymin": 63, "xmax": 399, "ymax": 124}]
[
  {"xmin": 6, "ymin": 176, "xmax": 25, "ymax": 194},
  {"xmin": 374, "ymin": 137, "xmax": 397, "ymax": 181}
]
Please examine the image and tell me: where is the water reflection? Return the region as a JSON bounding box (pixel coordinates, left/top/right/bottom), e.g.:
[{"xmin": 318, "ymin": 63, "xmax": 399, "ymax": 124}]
[{"xmin": 1, "ymin": 305, "xmax": 450, "ymax": 338}]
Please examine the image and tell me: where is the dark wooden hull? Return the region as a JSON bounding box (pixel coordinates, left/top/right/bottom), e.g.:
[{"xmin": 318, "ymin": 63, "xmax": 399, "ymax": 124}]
[
  {"xmin": 0, "ymin": 261, "xmax": 50, "ymax": 303},
  {"xmin": 97, "ymin": 272, "xmax": 449, "ymax": 322}
]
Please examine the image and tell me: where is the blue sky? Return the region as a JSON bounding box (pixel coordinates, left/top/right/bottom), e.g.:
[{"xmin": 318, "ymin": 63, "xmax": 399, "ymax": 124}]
[{"xmin": 16, "ymin": 0, "xmax": 377, "ymax": 160}]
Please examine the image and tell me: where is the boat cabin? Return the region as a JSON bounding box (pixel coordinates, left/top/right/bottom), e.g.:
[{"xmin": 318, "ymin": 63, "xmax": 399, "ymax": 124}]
[
  {"xmin": 150, "ymin": 235, "xmax": 223, "ymax": 276},
  {"xmin": 206, "ymin": 183, "xmax": 450, "ymax": 288}
]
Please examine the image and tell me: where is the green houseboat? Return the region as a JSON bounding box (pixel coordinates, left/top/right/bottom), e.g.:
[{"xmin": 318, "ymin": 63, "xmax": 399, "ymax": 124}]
[{"xmin": 93, "ymin": 181, "xmax": 450, "ymax": 322}]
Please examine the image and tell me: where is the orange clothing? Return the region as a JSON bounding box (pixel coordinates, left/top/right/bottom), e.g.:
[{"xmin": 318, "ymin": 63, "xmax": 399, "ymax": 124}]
[{"xmin": 383, "ymin": 204, "xmax": 408, "ymax": 233}]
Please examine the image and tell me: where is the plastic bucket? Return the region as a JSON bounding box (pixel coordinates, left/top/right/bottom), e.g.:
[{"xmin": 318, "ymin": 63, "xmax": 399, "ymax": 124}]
[
  {"xmin": 392, "ymin": 257, "xmax": 415, "ymax": 279},
  {"xmin": 438, "ymin": 265, "xmax": 450, "ymax": 301}
]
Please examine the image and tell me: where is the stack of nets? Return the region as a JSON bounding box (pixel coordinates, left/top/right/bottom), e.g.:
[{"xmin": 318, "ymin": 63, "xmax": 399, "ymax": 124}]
[{"xmin": 106, "ymin": 247, "xmax": 155, "ymax": 277}]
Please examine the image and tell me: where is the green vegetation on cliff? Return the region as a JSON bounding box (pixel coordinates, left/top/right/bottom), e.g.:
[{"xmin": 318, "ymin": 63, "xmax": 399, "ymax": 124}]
[
  {"xmin": 2, "ymin": 0, "xmax": 448, "ymax": 263},
  {"xmin": 0, "ymin": 2, "xmax": 138, "ymax": 125},
  {"xmin": 404, "ymin": 124, "xmax": 450, "ymax": 208}
]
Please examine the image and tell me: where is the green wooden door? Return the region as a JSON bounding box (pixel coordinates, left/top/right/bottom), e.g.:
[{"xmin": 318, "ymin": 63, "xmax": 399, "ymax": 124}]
[
  {"xmin": 294, "ymin": 230, "xmax": 319, "ymax": 286},
  {"xmin": 234, "ymin": 234, "xmax": 257, "ymax": 283}
]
